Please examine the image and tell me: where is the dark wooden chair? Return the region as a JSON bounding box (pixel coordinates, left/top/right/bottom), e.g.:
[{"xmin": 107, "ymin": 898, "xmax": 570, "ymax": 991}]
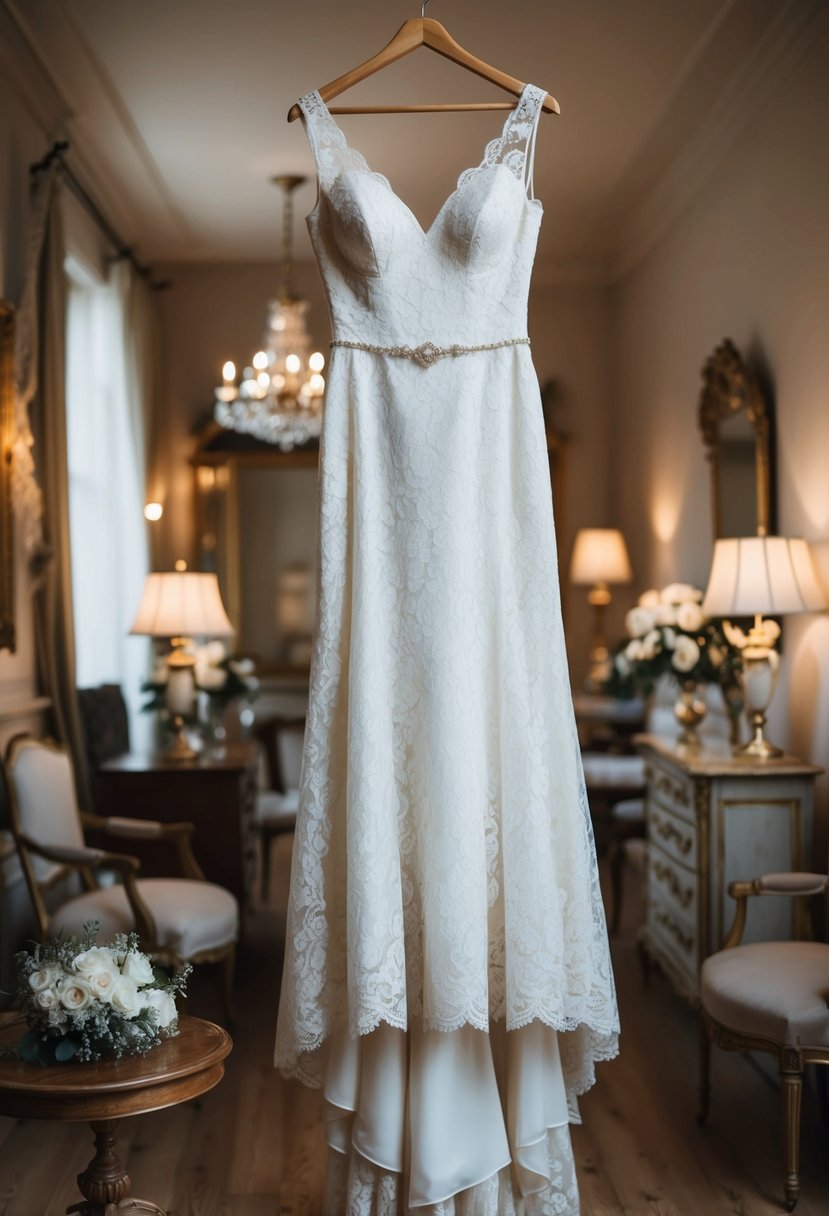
[{"xmin": 251, "ymin": 715, "xmax": 305, "ymax": 902}]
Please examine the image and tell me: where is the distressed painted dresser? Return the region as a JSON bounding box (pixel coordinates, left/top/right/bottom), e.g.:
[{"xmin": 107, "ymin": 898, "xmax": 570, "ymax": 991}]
[{"xmin": 635, "ymin": 734, "xmax": 823, "ymax": 1002}]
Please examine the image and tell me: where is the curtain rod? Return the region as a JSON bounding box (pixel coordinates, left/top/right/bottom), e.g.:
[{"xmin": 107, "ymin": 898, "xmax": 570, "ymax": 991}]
[{"xmin": 30, "ymin": 141, "xmax": 171, "ymax": 291}]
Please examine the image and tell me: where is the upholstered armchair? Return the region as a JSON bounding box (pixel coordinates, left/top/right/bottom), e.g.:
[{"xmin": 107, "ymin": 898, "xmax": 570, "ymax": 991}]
[
  {"xmin": 252, "ymin": 715, "xmax": 304, "ymax": 902},
  {"xmin": 698, "ymin": 870, "xmax": 829, "ymax": 1211},
  {"xmin": 3, "ymin": 734, "xmax": 239, "ymax": 1020}
]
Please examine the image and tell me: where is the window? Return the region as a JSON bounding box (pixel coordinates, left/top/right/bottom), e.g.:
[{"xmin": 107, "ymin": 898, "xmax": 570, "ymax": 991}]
[{"xmin": 65, "ymin": 262, "xmax": 151, "ymax": 750}]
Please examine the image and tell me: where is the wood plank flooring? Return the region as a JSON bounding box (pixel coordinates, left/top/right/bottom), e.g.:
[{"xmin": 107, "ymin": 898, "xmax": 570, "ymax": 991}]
[{"xmin": 1, "ymin": 840, "xmax": 827, "ymax": 1214}]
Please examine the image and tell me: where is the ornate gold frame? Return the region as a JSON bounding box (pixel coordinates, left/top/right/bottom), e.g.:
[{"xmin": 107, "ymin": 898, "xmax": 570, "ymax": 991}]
[
  {"xmin": 698, "ymin": 338, "xmax": 774, "ymax": 538},
  {"xmin": 0, "ymin": 301, "xmax": 14, "ymax": 654}
]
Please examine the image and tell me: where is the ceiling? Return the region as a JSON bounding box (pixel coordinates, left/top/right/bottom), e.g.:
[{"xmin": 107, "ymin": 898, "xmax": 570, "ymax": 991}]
[{"xmin": 3, "ymin": 0, "xmax": 804, "ymax": 278}]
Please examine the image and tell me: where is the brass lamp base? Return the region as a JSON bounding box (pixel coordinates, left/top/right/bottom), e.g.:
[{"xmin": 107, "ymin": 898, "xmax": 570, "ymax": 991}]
[
  {"xmin": 738, "ymin": 711, "xmax": 784, "ymax": 759},
  {"xmin": 584, "ymin": 582, "xmax": 612, "ymax": 691}
]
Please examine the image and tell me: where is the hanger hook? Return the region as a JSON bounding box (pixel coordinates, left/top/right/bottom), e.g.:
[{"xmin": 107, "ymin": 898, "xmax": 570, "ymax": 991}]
[{"xmin": 421, "ymin": 0, "xmax": 429, "ymax": 16}]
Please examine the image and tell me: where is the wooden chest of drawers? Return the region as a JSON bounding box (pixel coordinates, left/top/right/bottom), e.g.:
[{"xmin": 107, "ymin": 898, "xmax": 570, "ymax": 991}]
[{"xmin": 636, "ymin": 734, "xmax": 822, "ymax": 1002}]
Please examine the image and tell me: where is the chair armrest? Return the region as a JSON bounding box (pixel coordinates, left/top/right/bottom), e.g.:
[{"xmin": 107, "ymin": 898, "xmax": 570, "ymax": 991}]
[
  {"xmin": 19, "ymin": 834, "xmax": 139, "ymax": 875},
  {"xmin": 723, "ymin": 872, "xmax": 828, "ymax": 949},
  {"xmin": 18, "ymin": 836, "xmax": 158, "ymax": 948},
  {"xmin": 82, "ymin": 814, "xmax": 205, "ymax": 882}
]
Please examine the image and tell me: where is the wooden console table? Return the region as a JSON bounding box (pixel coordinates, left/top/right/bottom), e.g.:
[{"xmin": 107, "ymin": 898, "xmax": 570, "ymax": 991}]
[
  {"xmin": 635, "ymin": 734, "xmax": 823, "ymax": 1002},
  {"xmin": 0, "ymin": 1012, "xmax": 231, "ymax": 1214},
  {"xmin": 96, "ymin": 745, "xmax": 258, "ymax": 905}
]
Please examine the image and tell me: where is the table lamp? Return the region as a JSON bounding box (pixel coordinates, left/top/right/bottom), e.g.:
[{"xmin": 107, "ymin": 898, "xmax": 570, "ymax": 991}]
[
  {"xmin": 701, "ymin": 535, "xmax": 826, "ymax": 757},
  {"xmin": 130, "ymin": 571, "xmax": 234, "ymax": 761},
  {"xmin": 570, "ymin": 528, "xmax": 633, "ymax": 688}
]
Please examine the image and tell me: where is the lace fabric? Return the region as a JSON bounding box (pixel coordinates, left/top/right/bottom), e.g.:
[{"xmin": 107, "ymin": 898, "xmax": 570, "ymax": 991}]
[{"xmin": 275, "ymin": 82, "xmax": 620, "ymax": 1209}]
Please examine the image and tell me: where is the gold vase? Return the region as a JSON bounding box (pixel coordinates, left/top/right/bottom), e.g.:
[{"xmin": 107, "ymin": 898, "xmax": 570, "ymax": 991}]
[{"xmin": 674, "ymin": 679, "xmax": 707, "ymax": 748}]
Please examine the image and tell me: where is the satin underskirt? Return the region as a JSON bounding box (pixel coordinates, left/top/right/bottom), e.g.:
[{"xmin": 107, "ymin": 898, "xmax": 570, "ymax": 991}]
[{"xmin": 320, "ymin": 1021, "xmax": 580, "ymax": 1215}]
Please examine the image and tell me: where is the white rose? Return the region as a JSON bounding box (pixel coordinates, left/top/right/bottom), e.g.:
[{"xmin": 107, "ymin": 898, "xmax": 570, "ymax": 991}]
[
  {"xmin": 615, "ymin": 653, "xmax": 632, "ymax": 677},
  {"xmin": 662, "ymin": 582, "xmax": 701, "ymax": 604},
  {"xmin": 36, "ymin": 987, "xmax": 59, "ymax": 1010},
  {"xmin": 229, "ymin": 658, "xmax": 255, "ymax": 677},
  {"xmin": 672, "ymin": 636, "xmax": 700, "ymax": 673},
  {"xmin": 121, "ymin": 952, "xmax": 155, "ymax": 987},
  {"xmin": 110, "ymin": 975, "xmax": 141, "ymax": 1017},
  {"xmin": 199, "ymin": 666, "xmax": 228, "ymax": 691},
  {"xmin": 723, "ymin": 620, "xmax": 747, "ymax": 649},
  {"xmin": 205, "ymin": 640, "xmax": 227, "ymax": 664},
  {"xmin": 640, "ymin": 637, "xmax": 657, "ymax": 661},
  {"xmin": 638, "ymin": 589, "xmax": 661, "ymax": 609},
  {"xmin": 29, "ymin": 965, "xmax": 61, "ymax": 993},
  {"xmin": 141, "ymin": 987, "xmax": 178, "ymax": 1030},
  {"xmin": 663, "ymin": 627, "xmax": 677, "ymax": 650},
  {"xmin": 762, "ymin": 618, "xmax": 782, "ymax": 643},
  {"xmin": 655, "ymin": 603, "xmax": 677, "ymax": 626},
  {"xmin": 625, "ymin": 639, "xmax": 644, "ymax": 662},
  {"xmin": 58, "ymin": 978, "xmax": 92, "ymax": 1012},
  {"xmin": 87, "ymin": 968, "xmax": 120, "ymax": 1002},
  {"xmin": 677, "ymin": 602, "xmax": 705, "ymax": 632},
  {"xmin": 625, "ymin": 606, "xmax": 656, "ymax": 638},
  {"xmin": 74, "ymin": 947, "xmax": 119, "ymax": 979}
]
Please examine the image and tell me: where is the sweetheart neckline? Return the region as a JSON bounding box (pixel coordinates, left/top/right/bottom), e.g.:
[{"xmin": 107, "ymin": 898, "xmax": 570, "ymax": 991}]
[
  {"xmin": 330, "ymin": 161, "xmax": 542, "ymax": 243},
  {"xmin": 308, "ymin": 85, "xmax": 542, "ymax": 240}
]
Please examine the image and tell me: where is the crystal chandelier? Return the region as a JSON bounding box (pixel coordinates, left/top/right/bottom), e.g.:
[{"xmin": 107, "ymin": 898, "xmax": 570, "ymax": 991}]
[{"xmin": 214, "ymin": 174, "xmax": 325, "ymax": 450}]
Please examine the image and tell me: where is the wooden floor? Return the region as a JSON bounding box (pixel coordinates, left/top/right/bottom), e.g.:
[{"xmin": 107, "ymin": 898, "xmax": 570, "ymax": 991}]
[{"xmin": 1, "ymin": 842, "xmax": 828, "ymax": 1215}]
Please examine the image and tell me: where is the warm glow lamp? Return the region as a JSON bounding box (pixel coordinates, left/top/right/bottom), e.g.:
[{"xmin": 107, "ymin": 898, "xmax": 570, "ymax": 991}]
[
  {"xmin": 130, "ymin": 571, "xmax": 234, "ymax": 761},
  {"xmin": 570, "ymin": 528, "xmax": 633, "ymax": 688},
  {"xmin": 701, "ymin": 536, "xmax": 826, "ymax": 757}
]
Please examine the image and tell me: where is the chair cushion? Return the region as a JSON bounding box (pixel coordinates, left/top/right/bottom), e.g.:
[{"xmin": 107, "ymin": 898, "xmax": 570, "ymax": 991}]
[
  {"xmin": 256, "ymin": 789, "xmax": 299, "ymax": 828},
  {"xmin": 581, "ymin": 754, "xmax": 646, "ymax": 788},
  {"xmin": 701, "ymin": 941, "xmax": 829, "ymax": 1048},
  {"xmin": 48, "ymin": 879, "xmax": 239, "ymax": 959},
  {"xmin": 611, "ymin": 798, "xmax": 645, "ymax": 822}
]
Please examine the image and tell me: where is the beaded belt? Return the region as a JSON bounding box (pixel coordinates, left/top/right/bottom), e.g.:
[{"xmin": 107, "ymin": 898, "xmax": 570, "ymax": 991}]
[{"xmin": 329, "ymin": 337, "xmax": 530, "ymax": 368}]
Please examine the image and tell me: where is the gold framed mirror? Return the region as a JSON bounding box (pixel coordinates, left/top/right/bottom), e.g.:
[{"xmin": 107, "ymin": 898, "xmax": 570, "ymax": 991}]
[
  {"xmin": 0, "ymin": 300, "xmax": 14, "ymax": 654},
  {"xmin": 698, "ymin": 338, "xmax": 774, "ymax": 539}
]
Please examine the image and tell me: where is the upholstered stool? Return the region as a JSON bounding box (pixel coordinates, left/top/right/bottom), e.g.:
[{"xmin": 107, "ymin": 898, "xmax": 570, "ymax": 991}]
[{"xmin": 699, "ymin": 871, "xmax": 829, "ymax": 1211}]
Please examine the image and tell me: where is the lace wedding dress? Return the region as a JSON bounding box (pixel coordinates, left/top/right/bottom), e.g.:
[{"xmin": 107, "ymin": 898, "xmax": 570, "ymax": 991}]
[{"xmin": 275, "ymin": 83, "xmax": 619, "ymax": 1215}]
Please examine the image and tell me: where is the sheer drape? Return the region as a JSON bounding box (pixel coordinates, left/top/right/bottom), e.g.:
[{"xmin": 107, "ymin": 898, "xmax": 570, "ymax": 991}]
[{"xmin": 66, "ymin": 260, "xmax": 154, "ymax": 752}]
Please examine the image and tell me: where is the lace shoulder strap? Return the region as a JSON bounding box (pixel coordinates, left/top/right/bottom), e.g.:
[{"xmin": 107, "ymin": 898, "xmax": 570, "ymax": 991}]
[
  {"xmin": 296, "ymin": 91, "xmax": 369, "ymax": 188},
  {"xmin": 460, "ymin": 83, "xmax": 545, "ymax": 200}
]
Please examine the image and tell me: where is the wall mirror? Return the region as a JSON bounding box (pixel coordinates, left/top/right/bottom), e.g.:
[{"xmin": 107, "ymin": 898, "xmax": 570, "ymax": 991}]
[
  {"xmin": 698, "ymin": 338, "xmax": 775, "ymax": 539},
  {"xmin": 193, "ymin": 423, "xmax": 318, "ymax": 675},
  {"xmin": 0, "ymin": 301, "xmax": 14, "ymax": 654}
]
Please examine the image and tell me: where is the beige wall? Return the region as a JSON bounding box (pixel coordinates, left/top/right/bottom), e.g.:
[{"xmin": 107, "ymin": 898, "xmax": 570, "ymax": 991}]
[{"xmin": 610, "ymin": 42, "xmax": 829, "ymax": 853}]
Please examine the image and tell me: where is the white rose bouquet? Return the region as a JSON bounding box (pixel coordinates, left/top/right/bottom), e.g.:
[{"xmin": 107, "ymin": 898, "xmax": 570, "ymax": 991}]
[
  {"xmin": 9, "ymin": 921, "xmax": 190, "ymax": 1066},
  {"xmin": 194, "ymin": 640, "xmax": 260, "ymax": 708},
  {"xmin": 603, "ymin": 582, "xmax": 743, "ymax": 698}
]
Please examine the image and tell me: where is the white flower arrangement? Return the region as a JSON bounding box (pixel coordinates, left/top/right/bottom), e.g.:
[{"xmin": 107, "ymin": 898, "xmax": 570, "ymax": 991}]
[
  {"xmin": 604, "ymin": 581, "xmax": 741, "ymax": 698},
  {"xmin": 10, "ymin": 922, "xmax": 190, "ymax": 1066}
]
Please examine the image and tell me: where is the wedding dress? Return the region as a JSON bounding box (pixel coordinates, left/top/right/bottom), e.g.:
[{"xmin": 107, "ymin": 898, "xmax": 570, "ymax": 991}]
[{"xmin": 275, "ymin": 83, "xmax": 619, "ymax": 1215}]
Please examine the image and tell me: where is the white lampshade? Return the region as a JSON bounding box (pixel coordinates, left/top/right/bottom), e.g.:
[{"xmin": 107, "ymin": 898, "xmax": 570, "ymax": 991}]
[
  {"xmin": 570, "ymin": 528, "xmax": 633, "ymax": 586},
  {"xmin": 130, "ymin": 572, "xmax": 234, "ymax": 638},
  {"xmin": 701, "ymin": 536, "xmax": 826, "ymax": 617}
]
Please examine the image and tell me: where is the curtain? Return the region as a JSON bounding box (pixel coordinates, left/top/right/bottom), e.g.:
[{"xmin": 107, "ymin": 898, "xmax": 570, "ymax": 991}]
[
  {"xmin": 66, "ymin": 260, "xmax": 154, "ymax": 753},
  {"xmin": 29, "ymin": 173, "xmax": 93, "ymax": 809}
]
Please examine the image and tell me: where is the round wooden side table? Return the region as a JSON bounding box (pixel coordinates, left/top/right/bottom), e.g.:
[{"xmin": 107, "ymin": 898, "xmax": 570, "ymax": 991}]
[{"xmin": 0, "ymin": 1011, "xmax": 232, "ymax": 1215}]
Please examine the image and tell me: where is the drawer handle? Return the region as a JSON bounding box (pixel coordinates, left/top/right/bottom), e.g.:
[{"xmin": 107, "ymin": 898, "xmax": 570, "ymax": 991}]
[
  {"xmin": 652, "ymin": 858, "xmax": 693, "ymax": 909},
  {"xmin": 654, "ymin": 908, "xmax": 694, "ymax": 955},
  {"xmin": 652, "ymin": 813, "xmax": 692, "ymax": 855},
  {"xmin": 654, "ymin": 773, "xmax": 689, "ymax": 807}
]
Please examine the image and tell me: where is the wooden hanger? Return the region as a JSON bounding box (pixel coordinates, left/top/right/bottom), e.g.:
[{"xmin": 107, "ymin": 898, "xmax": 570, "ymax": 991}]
[{"xmin": 286, "ymin": 7, "xmax": 560, "ymax": 121}]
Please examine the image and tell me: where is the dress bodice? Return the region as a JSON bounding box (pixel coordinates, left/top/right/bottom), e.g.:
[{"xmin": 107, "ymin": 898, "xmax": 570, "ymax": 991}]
[{"xmin": 297, "ymin": 86, "xmax": 545, "ymax": 348}]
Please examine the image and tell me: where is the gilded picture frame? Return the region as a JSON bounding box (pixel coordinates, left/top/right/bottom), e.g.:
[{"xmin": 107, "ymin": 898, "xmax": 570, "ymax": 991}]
[{"xmin": 0, "ymin": 300, "xmax": 15, "ymax": 654}]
